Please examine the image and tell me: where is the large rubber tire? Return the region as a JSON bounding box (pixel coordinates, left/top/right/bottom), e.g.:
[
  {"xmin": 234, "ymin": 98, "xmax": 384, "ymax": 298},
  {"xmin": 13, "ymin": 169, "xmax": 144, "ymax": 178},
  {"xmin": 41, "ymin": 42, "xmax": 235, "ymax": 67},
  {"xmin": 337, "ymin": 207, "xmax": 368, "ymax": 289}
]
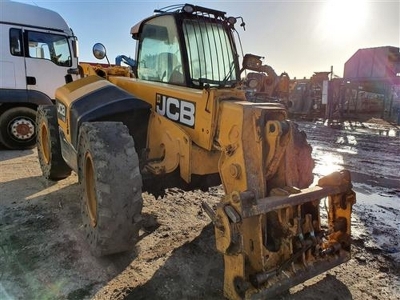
[
  {"xmin": 78, "ymin": 122, "xmax": 143, "ymax": 257},
  {"xmin": 285, "ymin": 122, "xmax": 315, "ymax": 189},
  {"xmin": 0, "ymin": 107, "xmax": 37, "ymax": 150},
  {"xmin": 36, "ymin": 105, "xmax": 72, "ymax": 180}
]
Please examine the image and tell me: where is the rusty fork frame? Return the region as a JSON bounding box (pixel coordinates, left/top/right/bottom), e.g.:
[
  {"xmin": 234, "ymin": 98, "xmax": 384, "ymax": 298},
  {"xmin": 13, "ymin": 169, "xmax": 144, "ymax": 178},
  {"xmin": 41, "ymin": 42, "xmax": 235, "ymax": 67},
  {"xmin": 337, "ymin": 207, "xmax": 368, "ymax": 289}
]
[{"xmin": 203, "ymin": 170, "xmax": 356, "ymax": 299}]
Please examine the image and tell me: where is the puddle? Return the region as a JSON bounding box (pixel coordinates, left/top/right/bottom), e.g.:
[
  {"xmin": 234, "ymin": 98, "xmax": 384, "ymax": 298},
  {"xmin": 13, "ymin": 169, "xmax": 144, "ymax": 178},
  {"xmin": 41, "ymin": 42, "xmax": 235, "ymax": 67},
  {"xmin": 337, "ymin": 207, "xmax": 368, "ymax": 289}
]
[{"xmin": 352, "ymin": 183, "xmax": 400, "ymax": 258}]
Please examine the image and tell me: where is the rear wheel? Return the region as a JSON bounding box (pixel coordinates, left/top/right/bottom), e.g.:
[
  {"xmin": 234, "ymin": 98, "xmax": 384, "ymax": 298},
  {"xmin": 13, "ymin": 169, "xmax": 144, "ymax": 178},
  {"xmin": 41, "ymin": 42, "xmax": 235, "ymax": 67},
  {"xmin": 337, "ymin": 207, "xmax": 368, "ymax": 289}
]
[
  {"xmin": 0, "ymin": 107, "xmax": 36, "ymax": 149},
  {"xmin": 78, "ymin": 122, "xmax": 143, "ymax": 256},
  {"xmin": 36, "ymin": 105, "xmax": 71, "ymax": 180}
]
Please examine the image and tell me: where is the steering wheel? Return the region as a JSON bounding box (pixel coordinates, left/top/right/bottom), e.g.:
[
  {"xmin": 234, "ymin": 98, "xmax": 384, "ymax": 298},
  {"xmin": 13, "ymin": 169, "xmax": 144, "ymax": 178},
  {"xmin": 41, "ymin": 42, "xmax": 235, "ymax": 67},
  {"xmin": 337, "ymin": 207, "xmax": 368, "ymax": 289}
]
[{"xmin": 169, "ymin": 65, "xmax": 184, "ymax": 83}]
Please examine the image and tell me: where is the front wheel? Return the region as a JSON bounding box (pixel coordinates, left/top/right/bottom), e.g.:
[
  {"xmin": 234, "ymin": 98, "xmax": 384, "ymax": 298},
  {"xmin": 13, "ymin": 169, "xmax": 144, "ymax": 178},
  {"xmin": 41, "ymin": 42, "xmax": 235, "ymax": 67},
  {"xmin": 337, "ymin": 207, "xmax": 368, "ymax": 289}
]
[
  {"xmin": 0, "ymin": 107, "xmax": 37, "ymax": 150},
  {"xmin": 78, "ymin": 122, "xmax": 143, "ymax": 256},
  {"xmin": 36, "ymin": 105, "xmax": 71, "ymax": 180}
]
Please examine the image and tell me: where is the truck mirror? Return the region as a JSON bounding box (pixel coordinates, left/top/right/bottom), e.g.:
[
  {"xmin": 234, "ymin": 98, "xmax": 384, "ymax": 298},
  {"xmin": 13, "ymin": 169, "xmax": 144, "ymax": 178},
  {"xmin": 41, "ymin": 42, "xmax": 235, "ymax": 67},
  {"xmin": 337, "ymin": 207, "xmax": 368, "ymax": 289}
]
[{"xmin": 93, "ymin": 43, "xmax": 107, "ymax": 60}]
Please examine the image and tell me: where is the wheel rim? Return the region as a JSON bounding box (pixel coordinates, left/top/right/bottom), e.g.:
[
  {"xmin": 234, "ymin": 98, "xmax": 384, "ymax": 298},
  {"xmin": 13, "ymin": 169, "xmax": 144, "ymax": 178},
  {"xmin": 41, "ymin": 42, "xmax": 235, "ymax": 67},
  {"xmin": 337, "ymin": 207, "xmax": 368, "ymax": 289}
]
[
  {"xmin": 40, "ymin": 123, "xmax": 50, "ymax": 164},
  {"xmin": 9, "ymin": 117, "xmax": 35, "ymax": 141},
  {"xmin": 84, "ymin": 152, "xmax": 97, "ymax": 228}
]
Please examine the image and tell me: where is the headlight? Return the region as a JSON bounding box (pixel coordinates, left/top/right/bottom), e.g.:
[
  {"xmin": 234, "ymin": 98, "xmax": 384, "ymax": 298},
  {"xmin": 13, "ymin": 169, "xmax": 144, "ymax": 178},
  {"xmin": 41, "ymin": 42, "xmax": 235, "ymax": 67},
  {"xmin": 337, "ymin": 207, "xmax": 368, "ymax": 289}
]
[
  {"xmin": 248, "ymin": 78, "xmax": 259, "ymax": 89},
  {"xmin": 183, "ymin": 4, "xmax": 194, "ymax": 13}
]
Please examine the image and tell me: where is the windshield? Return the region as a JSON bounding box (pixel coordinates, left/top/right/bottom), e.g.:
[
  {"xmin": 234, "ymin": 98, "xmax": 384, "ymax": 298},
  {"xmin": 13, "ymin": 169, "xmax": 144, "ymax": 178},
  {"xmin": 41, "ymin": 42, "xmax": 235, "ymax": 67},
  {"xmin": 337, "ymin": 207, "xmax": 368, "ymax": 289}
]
[{"xmin": 183, "ymin": 19, "xmax": 237, "ymax": 87}]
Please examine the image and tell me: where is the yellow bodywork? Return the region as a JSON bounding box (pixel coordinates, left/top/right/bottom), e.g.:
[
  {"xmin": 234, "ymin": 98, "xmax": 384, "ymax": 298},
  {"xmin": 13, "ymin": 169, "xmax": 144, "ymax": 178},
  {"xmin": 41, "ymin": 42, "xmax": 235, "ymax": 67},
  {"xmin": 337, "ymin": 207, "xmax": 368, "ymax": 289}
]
[
  {"xmin": 109, "ymin": 76, "xmax": 230, "ymax": 151},
  {"xmin": 109, "ymin": 76, "xmax": 251, "ymax": 181},
  {"xmin": 55, "ymin": 74, "xmax": 248, "ymax": 180}
]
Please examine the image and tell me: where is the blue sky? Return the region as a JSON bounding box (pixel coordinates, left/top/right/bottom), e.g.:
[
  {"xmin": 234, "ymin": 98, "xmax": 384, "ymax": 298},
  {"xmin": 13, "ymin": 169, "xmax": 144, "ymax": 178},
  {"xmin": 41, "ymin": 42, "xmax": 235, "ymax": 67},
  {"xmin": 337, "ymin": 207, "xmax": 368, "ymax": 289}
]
[{"xmin": 7, "ymin": 0, "xmax": 400, "ymax": 79}]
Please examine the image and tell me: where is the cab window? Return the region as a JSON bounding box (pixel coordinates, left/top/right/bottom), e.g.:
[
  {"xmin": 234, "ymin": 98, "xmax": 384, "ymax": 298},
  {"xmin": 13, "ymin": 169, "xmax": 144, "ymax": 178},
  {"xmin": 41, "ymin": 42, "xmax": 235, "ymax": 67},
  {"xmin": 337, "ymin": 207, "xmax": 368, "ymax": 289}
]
[
  {"xmin": 183, "ymin": 19, "xmax": 237, "ymax": 87},
  {"xmin": 137, "ymin": 15, "xmax": 184, "ymax": 85},
  {"xmin": 27, "ymin": 31, "xmax": 72, "ymax": 67},
  {"xmin": 9, "ymin": 28, "xmax": 23, "ymax": 56}
]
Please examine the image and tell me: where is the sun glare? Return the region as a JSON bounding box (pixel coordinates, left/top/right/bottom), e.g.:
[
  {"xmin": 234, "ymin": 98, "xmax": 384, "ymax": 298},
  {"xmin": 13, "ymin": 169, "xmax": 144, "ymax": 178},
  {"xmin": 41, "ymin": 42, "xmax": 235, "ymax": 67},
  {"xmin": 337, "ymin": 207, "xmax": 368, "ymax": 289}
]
[{"xmin": 320, "ymin": 0, "xmax": 368, "ymax": 40}]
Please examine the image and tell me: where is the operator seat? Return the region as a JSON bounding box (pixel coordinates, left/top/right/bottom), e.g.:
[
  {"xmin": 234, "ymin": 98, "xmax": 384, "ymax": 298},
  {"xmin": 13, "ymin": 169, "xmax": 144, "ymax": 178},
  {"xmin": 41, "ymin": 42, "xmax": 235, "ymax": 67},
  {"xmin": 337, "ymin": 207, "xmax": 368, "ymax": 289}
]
[{"xmin": 157, "ymin": 52, "xmax": 184, "ymax": 84}]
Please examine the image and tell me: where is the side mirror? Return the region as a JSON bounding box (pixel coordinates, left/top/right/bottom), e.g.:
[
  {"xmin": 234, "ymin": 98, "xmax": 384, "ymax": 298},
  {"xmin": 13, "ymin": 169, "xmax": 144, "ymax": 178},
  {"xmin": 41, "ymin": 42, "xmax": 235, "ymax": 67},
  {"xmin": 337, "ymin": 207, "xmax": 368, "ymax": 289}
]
[{"xmin": 92, "ymin": 43, "xmax": 107, "ymax": 60}]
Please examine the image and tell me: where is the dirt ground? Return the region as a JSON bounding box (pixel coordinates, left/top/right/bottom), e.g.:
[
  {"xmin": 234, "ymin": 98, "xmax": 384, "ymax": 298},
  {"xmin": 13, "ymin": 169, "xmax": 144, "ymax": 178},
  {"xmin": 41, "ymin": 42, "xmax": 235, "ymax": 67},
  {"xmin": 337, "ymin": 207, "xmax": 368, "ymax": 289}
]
[{"xmin": 1, "ymin": 120, "xmax": 399, "ymax": 300}]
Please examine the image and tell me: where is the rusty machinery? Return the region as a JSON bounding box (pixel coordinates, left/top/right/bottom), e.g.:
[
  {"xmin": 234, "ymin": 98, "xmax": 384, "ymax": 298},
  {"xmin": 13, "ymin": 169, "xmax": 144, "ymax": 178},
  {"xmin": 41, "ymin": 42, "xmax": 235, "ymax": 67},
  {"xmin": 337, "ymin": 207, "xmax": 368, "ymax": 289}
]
[{"xmin": 243, "ymin": 54, "xmax": 290, "ymax": 106}]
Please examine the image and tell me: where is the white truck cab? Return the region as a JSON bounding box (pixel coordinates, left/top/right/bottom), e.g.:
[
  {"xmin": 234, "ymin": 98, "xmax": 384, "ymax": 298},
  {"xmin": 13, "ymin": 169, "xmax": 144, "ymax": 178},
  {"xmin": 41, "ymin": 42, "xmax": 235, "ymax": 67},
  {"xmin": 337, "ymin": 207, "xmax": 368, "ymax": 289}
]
[{"xmin": 0, "ymin": 0, "xmax": 79, "ymax": 149}]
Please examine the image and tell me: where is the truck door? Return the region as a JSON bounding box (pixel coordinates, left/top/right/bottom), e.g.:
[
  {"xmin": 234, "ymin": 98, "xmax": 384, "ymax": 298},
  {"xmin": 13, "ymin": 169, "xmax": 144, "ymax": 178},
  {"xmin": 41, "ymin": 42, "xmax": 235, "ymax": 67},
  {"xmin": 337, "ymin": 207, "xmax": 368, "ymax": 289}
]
[
  {"xmin": 24, "ymin": 29, "xmax": 78, "ymax": 99},
  {"xmin": 0, "ymin": 26, "xmax": 26, "ymax": 91}
]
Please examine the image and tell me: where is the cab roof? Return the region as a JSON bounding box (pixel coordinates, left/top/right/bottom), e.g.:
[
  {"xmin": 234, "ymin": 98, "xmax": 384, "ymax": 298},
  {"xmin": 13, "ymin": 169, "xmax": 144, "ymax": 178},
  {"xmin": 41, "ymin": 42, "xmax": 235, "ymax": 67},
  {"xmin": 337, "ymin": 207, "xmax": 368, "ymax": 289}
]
[{"xmin": 130, "ymin": 3, "xmax": 227, "ymax": 40}]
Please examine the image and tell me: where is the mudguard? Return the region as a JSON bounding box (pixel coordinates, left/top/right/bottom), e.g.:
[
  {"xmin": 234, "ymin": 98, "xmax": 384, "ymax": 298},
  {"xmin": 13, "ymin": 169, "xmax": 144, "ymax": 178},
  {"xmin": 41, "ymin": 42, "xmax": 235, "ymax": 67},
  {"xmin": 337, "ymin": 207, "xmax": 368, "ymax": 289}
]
[{"xmin": 55, "ymin": 75, "xmax": 151, "ymax": 149}]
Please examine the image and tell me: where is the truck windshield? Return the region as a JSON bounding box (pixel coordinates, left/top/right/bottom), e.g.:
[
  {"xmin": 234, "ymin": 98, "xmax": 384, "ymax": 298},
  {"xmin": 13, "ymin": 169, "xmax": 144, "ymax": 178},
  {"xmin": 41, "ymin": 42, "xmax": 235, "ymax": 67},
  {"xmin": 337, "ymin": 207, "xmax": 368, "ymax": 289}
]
[
  {"xmin": 27, "ymin": 31, "xmax": 72, "ymax": 67},
  {"xmin": 183, "ymin": 19, "xmax": 237, "ymax": 87}
]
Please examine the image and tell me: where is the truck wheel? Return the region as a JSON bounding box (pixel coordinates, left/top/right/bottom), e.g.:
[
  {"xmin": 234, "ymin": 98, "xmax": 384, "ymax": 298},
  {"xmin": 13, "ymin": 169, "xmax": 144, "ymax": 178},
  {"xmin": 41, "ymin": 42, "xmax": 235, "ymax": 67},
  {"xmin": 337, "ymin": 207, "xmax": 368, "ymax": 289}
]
[
  {"xmin": 0, "ymin": 107, "xmax": 37, "ymax": 150},
  {"xmin": 285, "ymin": 122, "xmax": 315, "ymax": 189},
  {"xmin": 36, "ymin": 105, "xmax": 71, "ymax": 180},
  {"xmin": 78, "ymin": 122, "xmax": 143, "ymax": 256}
]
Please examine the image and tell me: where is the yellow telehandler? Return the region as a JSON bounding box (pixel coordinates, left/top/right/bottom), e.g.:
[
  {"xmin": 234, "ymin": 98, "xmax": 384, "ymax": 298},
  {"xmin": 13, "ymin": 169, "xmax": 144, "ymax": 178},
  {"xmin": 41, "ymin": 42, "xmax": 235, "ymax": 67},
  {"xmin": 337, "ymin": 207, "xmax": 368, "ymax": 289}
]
[{"xmin": 36, "ymin": 4, "xmax": 355, "ymax": 299}]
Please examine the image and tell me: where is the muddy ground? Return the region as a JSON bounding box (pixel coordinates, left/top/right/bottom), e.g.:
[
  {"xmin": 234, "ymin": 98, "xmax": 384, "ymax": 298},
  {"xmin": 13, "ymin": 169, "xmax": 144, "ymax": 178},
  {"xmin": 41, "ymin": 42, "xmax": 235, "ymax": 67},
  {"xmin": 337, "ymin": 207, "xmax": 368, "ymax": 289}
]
[{"xmin": 0, "ymin": 119, "xmax": 399, "ymax": 300}]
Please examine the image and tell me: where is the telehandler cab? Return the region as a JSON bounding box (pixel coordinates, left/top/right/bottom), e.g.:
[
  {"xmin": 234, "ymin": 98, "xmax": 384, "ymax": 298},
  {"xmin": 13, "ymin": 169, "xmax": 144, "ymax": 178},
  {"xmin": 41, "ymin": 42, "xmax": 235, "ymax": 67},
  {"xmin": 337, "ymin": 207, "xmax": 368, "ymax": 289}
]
[{"xmin": 37, "ymin": 4, "xmax": 355, "ymax": 299}]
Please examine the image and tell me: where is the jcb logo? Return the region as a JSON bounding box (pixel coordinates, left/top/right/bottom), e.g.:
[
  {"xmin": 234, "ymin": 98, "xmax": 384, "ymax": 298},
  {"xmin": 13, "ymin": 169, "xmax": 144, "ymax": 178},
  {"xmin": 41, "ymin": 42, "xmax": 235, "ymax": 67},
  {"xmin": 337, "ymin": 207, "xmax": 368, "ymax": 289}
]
[
  {"xmin": 156, "ymin": 94, "xmax": 195, "ymax": 128},
  {"xmin": 56, "ymin": 101, "xmax": 66, "ymax": 122}
]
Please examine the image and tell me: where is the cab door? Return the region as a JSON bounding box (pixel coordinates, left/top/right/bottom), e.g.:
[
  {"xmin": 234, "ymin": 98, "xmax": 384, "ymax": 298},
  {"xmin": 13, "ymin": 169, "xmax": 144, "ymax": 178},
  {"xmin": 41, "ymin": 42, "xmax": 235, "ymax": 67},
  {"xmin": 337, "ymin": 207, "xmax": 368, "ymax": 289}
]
[
  {"xmin": 24, "ymin": 29, "xmax": 78, "ymax": 99},
  {"xmin": 0, "ymin": 26, "xmax": 26, "ymax": 90}
]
